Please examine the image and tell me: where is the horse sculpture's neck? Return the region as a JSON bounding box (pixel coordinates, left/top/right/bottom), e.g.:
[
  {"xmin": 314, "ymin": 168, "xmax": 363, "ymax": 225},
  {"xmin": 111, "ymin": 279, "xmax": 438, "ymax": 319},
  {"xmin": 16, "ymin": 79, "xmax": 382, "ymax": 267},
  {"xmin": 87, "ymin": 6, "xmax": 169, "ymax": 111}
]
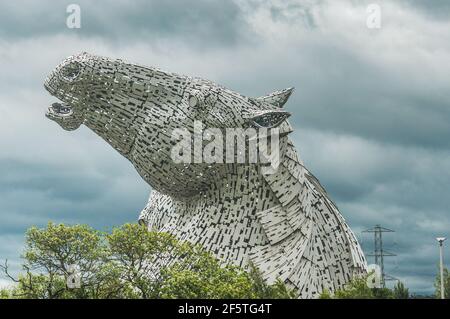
[{"xmin": 139, "ymin": 135, "xmax": 367, "ymax": 298}]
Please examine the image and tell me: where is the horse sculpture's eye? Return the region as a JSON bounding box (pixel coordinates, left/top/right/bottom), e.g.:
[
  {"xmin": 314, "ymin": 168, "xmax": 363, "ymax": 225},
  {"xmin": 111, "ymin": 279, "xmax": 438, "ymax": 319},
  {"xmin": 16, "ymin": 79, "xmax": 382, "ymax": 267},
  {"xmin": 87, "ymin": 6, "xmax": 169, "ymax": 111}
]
[
  {"xmin": 189, "ymin": 95, "xmax": 199, "ymax": 107},
  {"xmin": 61, "ymin": 62, "xmax": 82, "ymax": 81}
]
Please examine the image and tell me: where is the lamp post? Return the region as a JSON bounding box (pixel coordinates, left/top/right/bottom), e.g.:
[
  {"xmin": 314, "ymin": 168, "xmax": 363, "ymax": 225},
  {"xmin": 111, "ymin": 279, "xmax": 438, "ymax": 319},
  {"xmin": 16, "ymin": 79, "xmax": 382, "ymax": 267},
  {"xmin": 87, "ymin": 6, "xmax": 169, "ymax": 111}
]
[{"xmin": 436, "ymin": 237, "xmax": 447, "ymax": 299}]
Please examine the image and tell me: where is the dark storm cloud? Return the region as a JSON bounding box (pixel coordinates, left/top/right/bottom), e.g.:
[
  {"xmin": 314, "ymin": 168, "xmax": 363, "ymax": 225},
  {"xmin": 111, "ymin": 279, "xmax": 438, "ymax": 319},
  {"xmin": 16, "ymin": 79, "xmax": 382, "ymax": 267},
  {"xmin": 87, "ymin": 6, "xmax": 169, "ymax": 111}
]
[
  {"xmin": 0, "ymin": 158, "xmax": 107, "ymax": 201},
  {"xmin": 0, "ymin": 157, "xmax": 149, "ymax": 231},
  {"xmin": 230, "ymin": 40, "xmax": 450, "ymax": 150},
  {"xmin": 0, "ymin": 156, "xmax": 149, "ymax": 284},
  {"xmin": 291, "ymin": 125, "xmax": 450, "ymax": 294},
  {"xmin": 0, "ymin": 0, "xmax": 250, "ymax": 47},
  {"xmin": 401, "ymin": 0, "xmax": 450, "ymax": 20}
]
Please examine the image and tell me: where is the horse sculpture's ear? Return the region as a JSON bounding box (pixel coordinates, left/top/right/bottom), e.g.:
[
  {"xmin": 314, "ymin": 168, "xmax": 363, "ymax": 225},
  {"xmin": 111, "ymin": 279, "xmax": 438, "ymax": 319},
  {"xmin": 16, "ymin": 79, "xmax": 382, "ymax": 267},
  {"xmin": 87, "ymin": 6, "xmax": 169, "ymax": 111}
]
[
  {"xmin": 246, "ymin": 87, "xmax": 294, "ymax": 128},
  {"xmin": 246, "ymin": 109, "xmax": 291, "ymax": 128},
  {"xmin": 255, "ymin": 87, "xmax": 294, "ymax": 108}
]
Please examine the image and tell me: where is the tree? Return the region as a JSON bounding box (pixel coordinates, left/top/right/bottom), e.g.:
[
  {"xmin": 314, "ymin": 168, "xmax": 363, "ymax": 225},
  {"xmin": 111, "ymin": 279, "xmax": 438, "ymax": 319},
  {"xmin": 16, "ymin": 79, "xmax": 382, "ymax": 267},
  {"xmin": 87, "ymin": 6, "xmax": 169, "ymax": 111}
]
[
  {"xmin": 333, "ymin": 275, "xmax": 378, "ymax": 299},
  {"xmin": 372, "ymin": 286, "xmax": 394, "ymax": 299},
  {"xmin": 1, "ymin": 223, "xmax": 123, "ymax": 299},
  {"xmin": 106, "ymin": 223, "xmax": 295, "ymax": 299},
  {"xmin": 393, "ymin": 281, "xmax": 409, "ymax": 299},
  {"xmin": 246, "ymin": 264, "xmax": 296, "ymax": 299},
  {"xmin": 107, "ymin": 224, "xmax": 181, "ymax": 298},
  {"xmin": 1, "ymin": 288, "xmax": 12, "ymax": 299},
  {"xmin": 318, "ymin": 289, "xmax": 332, "ymax": 299},
  {"xmin": 1, "ymin": 223, "xmax": 294, "ymax": 299},
  {"xmin": 434, "ymin": 267, "xmax": 450, "ymax": 299},
  {"xmin": 319, "ymin": 273, "xmax": 404, "ymax": 299}
]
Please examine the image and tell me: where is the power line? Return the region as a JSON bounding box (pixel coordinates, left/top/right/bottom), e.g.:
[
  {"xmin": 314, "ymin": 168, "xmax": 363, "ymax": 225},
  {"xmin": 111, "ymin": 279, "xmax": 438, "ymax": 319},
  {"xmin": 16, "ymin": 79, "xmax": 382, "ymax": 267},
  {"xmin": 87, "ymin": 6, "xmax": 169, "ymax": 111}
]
[{"xmin": 363, "ymin": 224, "xmax": 397, "ymax": 288}]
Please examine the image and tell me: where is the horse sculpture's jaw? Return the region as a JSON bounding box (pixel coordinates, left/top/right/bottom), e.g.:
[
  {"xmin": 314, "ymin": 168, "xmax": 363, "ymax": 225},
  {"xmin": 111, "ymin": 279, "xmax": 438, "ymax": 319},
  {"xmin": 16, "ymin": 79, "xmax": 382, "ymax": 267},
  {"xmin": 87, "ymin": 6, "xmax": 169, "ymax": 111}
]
[{"xmin": 45, "ymin": 52, "xmax": 367, "ymax": 298}]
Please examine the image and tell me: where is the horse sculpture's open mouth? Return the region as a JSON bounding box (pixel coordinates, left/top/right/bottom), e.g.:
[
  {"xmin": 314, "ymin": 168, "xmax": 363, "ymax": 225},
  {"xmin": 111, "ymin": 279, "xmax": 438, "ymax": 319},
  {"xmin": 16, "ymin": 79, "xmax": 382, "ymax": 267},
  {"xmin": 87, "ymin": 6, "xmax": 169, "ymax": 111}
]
[
  {"xmin": 47, "ymin": 102, "xmax": 73, "ymax": 118},
  {"xmin": 44, "ymin": 80, "xmax": 84, "ymax": 131},
  {"xmin": 44, "ymin": 70, "xmax": 75, "ymax": 120}
]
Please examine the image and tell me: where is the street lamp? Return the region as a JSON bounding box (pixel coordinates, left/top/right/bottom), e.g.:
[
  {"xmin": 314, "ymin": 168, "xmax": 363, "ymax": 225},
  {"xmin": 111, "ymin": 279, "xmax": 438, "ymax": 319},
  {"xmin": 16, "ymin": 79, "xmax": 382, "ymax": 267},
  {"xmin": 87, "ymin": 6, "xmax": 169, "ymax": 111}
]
[{"xmin": 436, "ymin": 237, "xmax": 447, "ymax": 299}]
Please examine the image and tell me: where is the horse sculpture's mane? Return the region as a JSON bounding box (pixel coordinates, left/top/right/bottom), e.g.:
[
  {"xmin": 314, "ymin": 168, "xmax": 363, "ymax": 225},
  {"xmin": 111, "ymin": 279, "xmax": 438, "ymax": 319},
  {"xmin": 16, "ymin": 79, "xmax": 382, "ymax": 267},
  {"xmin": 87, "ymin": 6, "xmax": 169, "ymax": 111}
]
[
  {"xmin": 45, "ymin": 53, "xmax": 367, "ymax": 298},
  {"xmin": 256, "ymin": 138, "xmax": 366, "ymax": 294}
]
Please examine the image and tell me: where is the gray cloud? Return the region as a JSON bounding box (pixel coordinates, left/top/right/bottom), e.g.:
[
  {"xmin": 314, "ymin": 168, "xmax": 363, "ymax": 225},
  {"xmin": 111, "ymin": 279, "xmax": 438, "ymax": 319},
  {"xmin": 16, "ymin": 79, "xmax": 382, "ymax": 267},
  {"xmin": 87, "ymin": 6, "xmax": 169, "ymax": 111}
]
[
  {"xmin": 0, "ymin": 0, "xmax": 250, "ymax": 48},
  {"xmin": 0, "ymin": 159, "xmax": 109, "ymax": 201},
  {"xmin": 401, "ymin": 0, "xmax": 450, "ymax": 20}
]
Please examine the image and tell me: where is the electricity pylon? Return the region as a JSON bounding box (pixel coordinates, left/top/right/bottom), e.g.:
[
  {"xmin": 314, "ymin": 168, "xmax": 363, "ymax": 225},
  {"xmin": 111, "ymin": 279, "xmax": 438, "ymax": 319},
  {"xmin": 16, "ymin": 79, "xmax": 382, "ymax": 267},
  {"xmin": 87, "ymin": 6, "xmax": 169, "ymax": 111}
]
[{"xmin": 363, "ymin": 224, "xmax": 396, "ymax": 288}]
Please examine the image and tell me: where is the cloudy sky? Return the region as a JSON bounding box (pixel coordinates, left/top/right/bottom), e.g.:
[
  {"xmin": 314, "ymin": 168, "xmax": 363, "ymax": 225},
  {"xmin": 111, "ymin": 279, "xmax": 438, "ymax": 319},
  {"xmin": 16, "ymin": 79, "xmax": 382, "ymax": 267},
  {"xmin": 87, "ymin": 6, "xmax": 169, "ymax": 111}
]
[{"xmin": 0, "ymin": 0, "xmax": 449, "ymax": 295}]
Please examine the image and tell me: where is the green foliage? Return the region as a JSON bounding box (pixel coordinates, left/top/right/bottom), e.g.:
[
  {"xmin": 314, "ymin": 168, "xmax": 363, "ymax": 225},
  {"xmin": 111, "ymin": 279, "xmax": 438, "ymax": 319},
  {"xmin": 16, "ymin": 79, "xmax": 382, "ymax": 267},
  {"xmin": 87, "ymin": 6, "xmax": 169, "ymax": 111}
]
[
  {"xmin": 157, "ymin": 261, "xmax": 296, "ymax": 299},
  {"xmin": 246, "ymin": 264, "xmax": 297, "ymax": 299},
  {"xmin": 319, "ymin": 273, "xmax": 409, "ymax": 299},
  {"xmin": 1, "ymin": 288, "xmax": 12, "ymax": 299},
  {"xmin": 393, "ymin": 281, "xmax": 409, "ymax": 299},
  {"xmin": 318, "ymin": 289, "xmax": 332, "ymax": 299},
  {"xmin": 333, "ymin": 275, "xmax": 379, "ymax": 299},
  {"xmin": 14, "ymin": 223, "xmax": 114, "ymax": 299},
  {"xmin": 434, "ymin": 267, "xmax": 450, "ymax": 299},
  {"xmin": 372, "ymin": 287, "xmax": 394, "ymax": 299},
  {"xmin": 1, "ymin": 223, "xmax": 294, "ymax": 299},
  {"xmin": 160, "ymin": 263, "xmax": 253, "ymax": 299}
]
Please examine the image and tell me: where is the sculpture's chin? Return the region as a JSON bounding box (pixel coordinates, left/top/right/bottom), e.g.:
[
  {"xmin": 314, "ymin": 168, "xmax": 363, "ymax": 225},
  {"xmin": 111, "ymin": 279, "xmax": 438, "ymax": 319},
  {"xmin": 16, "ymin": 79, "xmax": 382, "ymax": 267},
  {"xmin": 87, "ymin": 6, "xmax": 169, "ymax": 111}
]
[{"xmin": 46, "ymin": 102, "xmax": 83, "ymax": 131}]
